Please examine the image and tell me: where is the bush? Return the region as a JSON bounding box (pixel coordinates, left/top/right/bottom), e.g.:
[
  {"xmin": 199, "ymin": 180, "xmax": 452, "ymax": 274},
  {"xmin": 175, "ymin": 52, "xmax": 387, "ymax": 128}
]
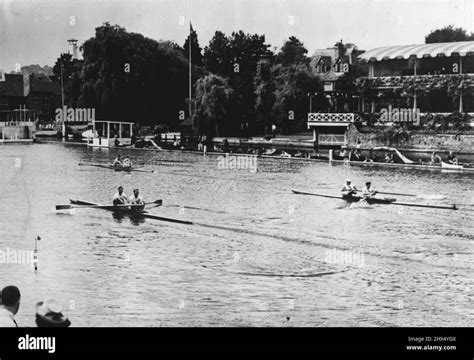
[{"xmin": 421, "ymin": 112, "xmax": 472, "ymax": 132}]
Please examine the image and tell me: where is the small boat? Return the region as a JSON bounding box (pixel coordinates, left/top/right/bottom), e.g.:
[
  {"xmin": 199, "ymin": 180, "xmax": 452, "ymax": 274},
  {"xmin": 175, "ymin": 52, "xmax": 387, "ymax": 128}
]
[
  {"xmin": 291, "ymin": 190, "xmax": 395, "ymax": 205},
  {"xmin": 441, "ymin": 161, "xmax": 463, "ymax": 170},
  {"xmin": 292, "ymin": 190, "xmax": 457, "ymax": 210},
  {"xmin": 69, "ymin": 200, "xmax": 193, "ymax": 224},
  {"xmin": 78, "ymin": 162, "xmax": 155, "ymax": 173}
]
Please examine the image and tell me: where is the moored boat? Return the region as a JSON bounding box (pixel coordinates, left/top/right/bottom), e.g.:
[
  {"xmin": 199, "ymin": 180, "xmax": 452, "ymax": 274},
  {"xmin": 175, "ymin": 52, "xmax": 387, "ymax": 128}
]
[{"xmin": 441, "ymin": 161, "xmax": 464, "ymax": 170}]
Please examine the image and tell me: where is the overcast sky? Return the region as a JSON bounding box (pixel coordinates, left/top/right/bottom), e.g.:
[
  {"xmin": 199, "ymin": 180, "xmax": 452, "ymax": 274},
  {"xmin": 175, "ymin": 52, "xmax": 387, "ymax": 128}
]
[{"xmin": 1, "ymin": 0, "xmax": 473, "ymax": 72}]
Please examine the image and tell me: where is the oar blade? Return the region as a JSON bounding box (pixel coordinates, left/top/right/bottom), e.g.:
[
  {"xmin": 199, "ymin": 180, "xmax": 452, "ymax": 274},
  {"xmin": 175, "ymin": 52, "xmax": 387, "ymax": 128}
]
[{"xmin": 55, "ymin": 204, "xmax": 73, "ymax": 210}]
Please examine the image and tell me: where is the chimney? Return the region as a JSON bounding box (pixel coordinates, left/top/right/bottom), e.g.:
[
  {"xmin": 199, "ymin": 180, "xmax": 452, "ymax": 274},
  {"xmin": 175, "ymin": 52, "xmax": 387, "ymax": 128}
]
[{"xmin": 68, "ymin": 39, "xmax": 79, "ymax": 60}]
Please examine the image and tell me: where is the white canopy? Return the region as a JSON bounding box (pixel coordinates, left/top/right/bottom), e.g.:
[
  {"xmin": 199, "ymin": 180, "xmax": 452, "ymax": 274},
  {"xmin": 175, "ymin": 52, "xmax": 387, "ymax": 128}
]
[{"xmin": 359, "ymin": 41, "xmax": 474, "ymax": 62}]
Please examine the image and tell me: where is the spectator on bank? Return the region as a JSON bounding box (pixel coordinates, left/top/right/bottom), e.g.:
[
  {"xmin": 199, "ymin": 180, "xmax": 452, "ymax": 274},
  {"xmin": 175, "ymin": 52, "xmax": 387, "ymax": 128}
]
[
  {"xmin": 430, "ymin": 151, "xmax": 442, "ymax": 165},
  {"xmin": 197, "ymin": 136, "xmax": 203, "ymax": 151},
  {"xmin": 202, "ymin": 135, "xmax": 207, "ymax": 155},
  {"xmin": 0, "ymin": 285, "xmax": 21, "ymax": 327},
  {"xmin": 35, "ymin": 299, "xmax": 71, "ymax": 327},
  {"xmin": 446, "ymin": 151, "xmax": 458, "ymax": 165},
  {"xmin": 223, "ymin": 139, "xmax": 230, "ymax": 153}
]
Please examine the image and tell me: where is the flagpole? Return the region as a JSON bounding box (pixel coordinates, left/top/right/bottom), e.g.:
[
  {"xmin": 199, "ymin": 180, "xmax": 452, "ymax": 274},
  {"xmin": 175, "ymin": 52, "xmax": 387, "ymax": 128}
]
[
  {"xmin": 188, "ymin": 22, "xmax": 192, "ymax": 118},
  {"xmin": 60, "ymin": 58, "xmax": 66, "ymax": 139}
]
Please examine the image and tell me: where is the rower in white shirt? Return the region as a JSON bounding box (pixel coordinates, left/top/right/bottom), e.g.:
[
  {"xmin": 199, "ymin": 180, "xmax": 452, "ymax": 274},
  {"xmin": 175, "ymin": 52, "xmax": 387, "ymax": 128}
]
[
  {"xmin": 129, "ymin": 189, "xmax": 145, "ymax": 212},
  {"xmin": 113, "ymin": 186, "xmax": 129, "ymax": 206},
  {"xmin": 341, "ymin": 179, "xmax": 357, "ymax": 197},
  {"xmin": 122, "ymin": 156, "xmax": 133, "ymax": 168},
  {"xmin": 362, "ymin": 181, "xmax": 377, "ymax": 199}
]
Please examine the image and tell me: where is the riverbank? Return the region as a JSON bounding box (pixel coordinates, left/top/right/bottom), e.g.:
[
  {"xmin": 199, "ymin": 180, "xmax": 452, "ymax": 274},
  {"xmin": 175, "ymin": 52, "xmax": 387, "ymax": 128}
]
[{"xmin": 208, "ymin": 133, "xmax": 474, "ymax": 163}]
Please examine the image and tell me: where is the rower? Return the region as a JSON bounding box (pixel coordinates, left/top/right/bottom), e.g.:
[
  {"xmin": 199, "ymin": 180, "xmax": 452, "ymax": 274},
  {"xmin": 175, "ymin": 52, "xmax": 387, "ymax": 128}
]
[
  {"xmin": 362, "ymin": 182, "xmax": 377, "ymax": 199},
  {"xmin": 446, "ymin": 151, "xmax": 458, "ymax": 165},
  {"xmin": 341, "ymin": 179, "xmax": 357, "ymax": 198},
  {"xmin": 122, "ymin": 156, "xmax": 133, "ymax": 168},
  {"xmin": 113, "ymin": 155, "xmax": 123, "ymax": 168},
  {"xmin": 113, "ymin": 186, "xmax": 129, "ymax": 206},
  {"xmin": 129, "ymin": 189, "xmax": 145, "ymax": 212}
]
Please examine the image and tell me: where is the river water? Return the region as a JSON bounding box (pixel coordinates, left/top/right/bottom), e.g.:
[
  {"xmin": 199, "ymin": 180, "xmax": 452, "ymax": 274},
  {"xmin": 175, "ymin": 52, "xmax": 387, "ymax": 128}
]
[{"xmin": 0, "ymin": 142, "xmax": 472, "ymax": 327}]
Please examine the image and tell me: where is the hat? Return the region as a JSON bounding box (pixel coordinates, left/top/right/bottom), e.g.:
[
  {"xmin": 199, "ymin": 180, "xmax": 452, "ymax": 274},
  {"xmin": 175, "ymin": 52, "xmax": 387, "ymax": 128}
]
[{"xmin": 35, "ymin": 299, "xmax": 70, "ymax": 327}]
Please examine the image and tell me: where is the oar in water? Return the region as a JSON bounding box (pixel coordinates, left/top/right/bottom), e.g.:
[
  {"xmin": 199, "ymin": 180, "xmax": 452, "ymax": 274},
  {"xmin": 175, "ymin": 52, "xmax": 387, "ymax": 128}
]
[
  {"xmin": 393, "ymin": 201, "xmax": 457, "ymax": 211},
  {"xmin": 55, "ymin": 199, "xmax": 162, "ymax": 211}
]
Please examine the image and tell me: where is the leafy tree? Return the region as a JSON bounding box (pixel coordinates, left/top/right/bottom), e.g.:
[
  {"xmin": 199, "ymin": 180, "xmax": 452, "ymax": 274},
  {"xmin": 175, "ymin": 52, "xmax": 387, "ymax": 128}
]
[
  {"xmin": 275, "ymin": 36, "xmax": 308, "ymax": 66},
  {"xmin": 52, "ymin": 53, "xmax": 83, "ymax": 107},
  {"xmin": 203, "ymin": 31, "xmax": 232, "ymax": 76},
  {"xmin": 254, "ymin": 59, "xmax": 276, "ymax": 134},
  {"xmin": 194, "ymin": 74, "xmax": 234, "ymax": 137},
  {"xmin": 271, "ymin": 63, "xmax": 322, "ymax": 134},
  {"xmin": 77, "ymin": 23, "xmax": 189, "ymax": 127},
  {"xmin": 425, "ymin": 25, "xmax": 474, "ymax": 43},
  {"xmin": 203, "ymin": 30, "xmax": 272, "ymax": 135}
]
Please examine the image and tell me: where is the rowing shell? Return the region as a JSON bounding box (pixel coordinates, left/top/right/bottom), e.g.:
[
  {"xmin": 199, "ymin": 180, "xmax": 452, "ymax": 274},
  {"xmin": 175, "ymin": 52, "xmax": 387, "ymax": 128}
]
[
  {"xmin": 291, "ymin": 190, "xmax": 457, "ymax": 210},
  {"xmin": 78, "ymin": 163, "xmax": 155, "ymax": 173},
  {"xmin": 292, "ymin": 190, "xmax": 395, "ymax": 205},
  {"xmin": 70, "ymin": 200, "xmax": 193, "ymax": 224}
]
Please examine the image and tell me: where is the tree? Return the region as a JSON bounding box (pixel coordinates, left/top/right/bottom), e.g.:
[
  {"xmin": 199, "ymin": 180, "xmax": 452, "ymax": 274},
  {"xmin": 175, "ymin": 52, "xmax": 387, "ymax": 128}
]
[
  {"xmin": 52, "ymin": 53, "xmax": 83, "ymax": 107},
  {"xmin": 203, "ymin": 30, "xmax": 273, "ymax": 135},
  {"xmin": 275, "ymin": 36, "xmax": 308, "ymax": 66},
  {"xmin": 425, "ymin": 25, "xmax": 474, "ymax": 43},
  {"xmin": 77, "ymin": 23, "xmax": 189, "ymax": 127},
  {"xmin": 194, "ymin": 74, "xmax": 234, "ymax": 137},
  {"xmin": 254, "ymin": 59, "xmax": 276, "ymax": 134},
  {"xmin": 203, "ymin": 31, "xmax": 232, "ymax": 76},
  {"xmin": 271, "ymin": 63, "xmax": 322, "ymax": 134},
  {"xmin": 183, "ymin": 23, "xmax": 203, "ymax": 67}
]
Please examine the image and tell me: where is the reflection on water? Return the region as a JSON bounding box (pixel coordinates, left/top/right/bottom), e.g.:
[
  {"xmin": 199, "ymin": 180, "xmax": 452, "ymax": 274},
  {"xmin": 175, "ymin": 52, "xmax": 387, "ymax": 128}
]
[
  {"xmin": 111, "ymin": 212, "xmax": 146, "ymax": 226},
  {"xmin": 0, "ymin": 143, "xmax": 472, "ymax": 327}
]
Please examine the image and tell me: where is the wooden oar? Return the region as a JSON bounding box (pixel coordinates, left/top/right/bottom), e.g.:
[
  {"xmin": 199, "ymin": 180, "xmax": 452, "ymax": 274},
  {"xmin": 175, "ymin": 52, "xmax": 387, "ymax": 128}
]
[
  {"xmin": 393, "ymin": 201, "xmax": 457, "ymax": 211},
  {"xmin": 139, "ymin": 214, "xmax": 193, "ymax": 225},
  {"xmin": 56, "ymin": 199, "xmax": 162, "ymax": 211},
  {"xmin": 353, "ymin": 189, "xmax": 445, "ymax": 199},
  {"xmin": 354, "ymin": 189, "xmax": 416, "ymax": 197}
]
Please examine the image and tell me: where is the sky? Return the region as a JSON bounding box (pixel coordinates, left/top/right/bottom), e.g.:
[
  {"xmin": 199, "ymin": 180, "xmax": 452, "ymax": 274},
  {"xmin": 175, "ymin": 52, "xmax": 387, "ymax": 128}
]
[{"xmin": 1, "ymin": 0, "xmax": 473, "ymax": 72}]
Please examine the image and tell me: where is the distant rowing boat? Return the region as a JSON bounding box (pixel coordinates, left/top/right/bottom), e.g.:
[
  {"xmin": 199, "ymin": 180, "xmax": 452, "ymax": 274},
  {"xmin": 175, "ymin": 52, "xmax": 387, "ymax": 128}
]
[
  {"xmin": 78, "ymin": 162, "xmax": 156, "ymax": 173},
  {"xmin": 69, "ymin": 199, "xmax": 193, "ymax": 224},
  {"xmin": 440, "ymin": 161, "xmax": 464, "ymax": 170},
  {"xmin": 330, "ymin": 159, "xmax": 474, "ymax": 173},
  {"xmin": 291, "ymin": 190, "xmax": 457, "ymax": 210}
]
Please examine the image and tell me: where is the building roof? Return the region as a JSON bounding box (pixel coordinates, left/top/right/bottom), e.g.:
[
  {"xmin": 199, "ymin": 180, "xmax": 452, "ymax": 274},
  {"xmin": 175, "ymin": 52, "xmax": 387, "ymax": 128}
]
[
  {"xmin": 0, "ymin": 74, "xmax": 24, "ymax": 97},
  {"xmin": 29, "ymin": 76, "xmax": 61, "ymax": 95},
  {"xmin": 359, "ymin": 41, "xmax": 474, "ymax": 62}
]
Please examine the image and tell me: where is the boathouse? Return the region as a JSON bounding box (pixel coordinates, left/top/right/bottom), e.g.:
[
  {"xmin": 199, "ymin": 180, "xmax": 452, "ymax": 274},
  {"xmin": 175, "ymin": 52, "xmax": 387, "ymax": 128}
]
[
  {"xmin": 88, "ymin": 119, "xmax": 134, "ymax": 148},
  {"xmin": 356, "ymin": 41, "xmax": 474, "ymax": 114}
]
